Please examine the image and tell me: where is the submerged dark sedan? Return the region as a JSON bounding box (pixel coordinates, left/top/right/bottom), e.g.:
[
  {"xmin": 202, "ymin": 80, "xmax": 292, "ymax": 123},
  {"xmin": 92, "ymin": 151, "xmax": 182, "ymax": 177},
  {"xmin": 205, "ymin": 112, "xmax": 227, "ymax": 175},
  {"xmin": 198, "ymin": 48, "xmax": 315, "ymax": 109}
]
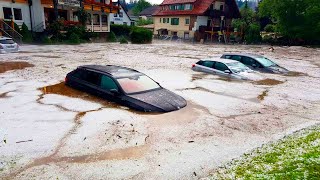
[
  {"xmin": 221, "ymin": 53, "xmax": 289, "ymax": 74},
  {"xmin": 65, "ymin": 65, "xmax": 187, "ymax": 112}
]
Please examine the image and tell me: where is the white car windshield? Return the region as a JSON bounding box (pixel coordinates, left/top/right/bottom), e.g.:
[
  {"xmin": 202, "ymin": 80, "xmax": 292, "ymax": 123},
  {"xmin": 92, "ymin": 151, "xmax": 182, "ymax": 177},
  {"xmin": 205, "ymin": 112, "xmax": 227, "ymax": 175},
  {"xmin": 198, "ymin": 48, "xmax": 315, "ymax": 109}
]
[
  {"xmin": 256, "ymin": 57, "xmax": 277, "ymax": 67},
  {"xmin": 226, "ymin": 62, "xmax": 250, "ymax": 73},
  {"xmin": 117, "ymin": 75, "xmax": 160, "ymax": 94}
]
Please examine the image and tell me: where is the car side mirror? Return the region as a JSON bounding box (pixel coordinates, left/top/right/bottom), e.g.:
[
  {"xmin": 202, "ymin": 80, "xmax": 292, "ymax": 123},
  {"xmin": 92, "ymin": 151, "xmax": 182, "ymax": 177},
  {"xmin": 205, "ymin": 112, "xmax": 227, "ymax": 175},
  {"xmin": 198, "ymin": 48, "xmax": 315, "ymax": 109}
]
[
  {"xmin": 110, "ymin": 89, "xmax": 120, "ymax": 96},
  {"xmin": 224, "ymin": 70, "xmax": 232, "ymax": 74}
]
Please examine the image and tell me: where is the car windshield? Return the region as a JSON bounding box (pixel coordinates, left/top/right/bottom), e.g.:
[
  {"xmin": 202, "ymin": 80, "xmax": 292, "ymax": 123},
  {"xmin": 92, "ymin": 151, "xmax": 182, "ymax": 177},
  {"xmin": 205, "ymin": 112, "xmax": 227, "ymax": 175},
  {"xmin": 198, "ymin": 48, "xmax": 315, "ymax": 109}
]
[
  {"xmin": 226, "ymin": 62, "xmax": 250, "ymax": 73},
  {"xmin": 256, "ymin": 57, "xmax": 277, "ymax": 67},
  {"xmin": 117, "ymin": 75, "xmax": 161, "ymax": 94},
  {"xmin": 0, "ymin": 39, "xmax": 15, "ymax": 44}
]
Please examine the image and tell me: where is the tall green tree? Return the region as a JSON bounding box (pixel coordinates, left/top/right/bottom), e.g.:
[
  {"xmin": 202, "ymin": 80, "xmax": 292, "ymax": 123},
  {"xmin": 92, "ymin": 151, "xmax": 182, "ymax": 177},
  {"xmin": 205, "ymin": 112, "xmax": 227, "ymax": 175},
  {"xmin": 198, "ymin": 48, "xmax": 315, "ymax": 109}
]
[
  {"xmin": 259, "ymin": 0, "xmax": 320, "ymax": 42},
  {"xmin": 232, "ymin": 2, "xmax": 261, "ymax": 43},
  {"xmin": 132, "ymin": 0, "xmax": 152, "ymax": 16}
]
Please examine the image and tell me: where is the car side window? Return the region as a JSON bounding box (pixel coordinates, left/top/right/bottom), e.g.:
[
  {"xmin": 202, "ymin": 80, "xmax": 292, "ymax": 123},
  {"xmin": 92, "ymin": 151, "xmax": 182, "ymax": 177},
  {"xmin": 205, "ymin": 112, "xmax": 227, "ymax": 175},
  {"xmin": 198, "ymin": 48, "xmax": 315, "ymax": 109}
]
[
  {"xmin": 224, "ymin": 55, "xmax": 232, "ymax": 59},
  {"xmin": 231, "ymin": 55, "xmax": 241, "ymax": 61},
  {"xmin": 214, "ymin": 62, "xmax": 229, "ymax": 71},
  {"xmin": 241, "ymin": 56, "xmax": 255, "ymax": 66},
  {"xmin": 202, "ymin": 61, "xmax": 215, "ymax": 68},
  {"xmin": 77, "ymin": 70, "xmax": 101, "ymax": 86},
  {"xmin": 100, "ymin": 75, "xmax": 118, "ymax": 91}
]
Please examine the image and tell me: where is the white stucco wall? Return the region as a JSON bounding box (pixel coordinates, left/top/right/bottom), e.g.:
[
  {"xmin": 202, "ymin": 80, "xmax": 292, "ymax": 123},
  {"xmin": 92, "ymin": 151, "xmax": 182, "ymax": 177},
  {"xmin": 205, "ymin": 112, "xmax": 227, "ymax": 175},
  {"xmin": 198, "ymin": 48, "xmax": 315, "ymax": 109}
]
[
  {"xmin": 30, "ymin": 0, "xmax": 45, "ymax": 32},
  {"xmin": 0, "ymin": 1, "xmax": 31, "ymax": 30},
  {"xmin": 195, "ymin": 16, "xmax": 208, "ymax": 30},
  {"xmin": 109, "ymin": 8, "xmax": 132, "ymax": 25}
]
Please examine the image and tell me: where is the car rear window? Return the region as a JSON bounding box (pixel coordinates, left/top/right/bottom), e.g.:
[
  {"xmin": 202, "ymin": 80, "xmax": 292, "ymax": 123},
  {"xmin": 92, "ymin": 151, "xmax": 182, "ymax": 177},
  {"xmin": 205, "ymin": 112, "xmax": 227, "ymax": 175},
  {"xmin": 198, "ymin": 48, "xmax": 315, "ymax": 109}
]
[
  {"xmin": 0, "ymin": 39, "xmax": 15, "ymax": 44},
  {"xmin": 117, "ymin": 75, "xmax": 160, "ymax": 94}
]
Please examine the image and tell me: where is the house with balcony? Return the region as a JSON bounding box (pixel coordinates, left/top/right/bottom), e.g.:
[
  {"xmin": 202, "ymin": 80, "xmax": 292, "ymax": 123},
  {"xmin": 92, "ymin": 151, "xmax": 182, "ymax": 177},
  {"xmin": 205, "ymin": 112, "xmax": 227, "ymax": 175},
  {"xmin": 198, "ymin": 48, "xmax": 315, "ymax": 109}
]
[
  {"xmin": 1, "ymin": 0, "xmax": 120, "ymax": 39},
  {"xmin": 153, "ymin": 0, "xmax": 240, "ymax": 41}
]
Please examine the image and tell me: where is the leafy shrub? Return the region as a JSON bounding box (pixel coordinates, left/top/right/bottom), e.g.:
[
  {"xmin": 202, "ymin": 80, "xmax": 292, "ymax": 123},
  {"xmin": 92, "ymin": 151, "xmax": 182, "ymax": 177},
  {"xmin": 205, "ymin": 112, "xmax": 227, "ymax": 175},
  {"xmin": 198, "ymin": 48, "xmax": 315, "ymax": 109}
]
[
  {"xmin": 107, "ymin": 31, "xmax": 117, "ymax": 42},
  {"xmin": 262, "ymin": 34, "xmax": 274, "ymax": 44},
  {"xmin": 48, "ymin": 20, "xmax": 64, "ymax": 42},
  {"xmin": 110, "ymin": 24, "xmax": 132, "ymax": 37},
  {"xmin": 245, "ymin": 23, "xmax": 262, "ymax": 44},
  {"xmin": 119, "ymin": 36, "xmax": 129, "ymax": 44},
  {"xmin": 68, "ymin": 33, "xmax": 80, "ymax": 44},
  {"xmin": 21, "ymin": 23, "xmax": 33, "ymax": 43},
  {"xmin": 130, "ymin": 27, "xmax": 152, "ymax": 44},
  {"xmin": 65, "ymin": 25, "xmax": 85, "ymax": 39},
  {"xmin": 41, "ymin": 36, "xmax": 52, "ymax": 44},
  {"xmin": 264, "ymin": 24, "xmax": 275, "ymax": 32},
  {"xmin": 136, "ymin": 18, "xmax": 153, "ymax": 26}
]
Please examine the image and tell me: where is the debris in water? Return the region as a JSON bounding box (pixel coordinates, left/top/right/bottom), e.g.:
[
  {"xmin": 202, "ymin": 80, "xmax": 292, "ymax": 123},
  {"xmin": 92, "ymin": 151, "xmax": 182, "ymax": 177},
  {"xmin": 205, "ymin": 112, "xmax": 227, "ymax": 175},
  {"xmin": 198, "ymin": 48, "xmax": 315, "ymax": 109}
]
[
  {"xmin": 0, "ymin": 61, "xmax": 34, "ymax": 74},
  {"xmin": 254, "ymin": 79, "xmax": 284, "ymax": 86},
  {"xmin": 257, "ymin": 90, "xmax": 269, "ymax": 101},
  {"xmin": 16, "ymin": 140, "xmax": 33, "ymax": 144}
]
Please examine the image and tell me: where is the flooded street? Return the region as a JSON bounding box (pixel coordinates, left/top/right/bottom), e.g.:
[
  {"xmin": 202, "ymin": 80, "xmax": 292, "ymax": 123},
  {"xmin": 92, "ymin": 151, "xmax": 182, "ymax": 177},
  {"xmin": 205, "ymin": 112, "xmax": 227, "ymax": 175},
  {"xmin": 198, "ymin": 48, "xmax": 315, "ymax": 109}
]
[{"xmin": 0, "ymin": 41, "xmax": 320, "ymax": 179}]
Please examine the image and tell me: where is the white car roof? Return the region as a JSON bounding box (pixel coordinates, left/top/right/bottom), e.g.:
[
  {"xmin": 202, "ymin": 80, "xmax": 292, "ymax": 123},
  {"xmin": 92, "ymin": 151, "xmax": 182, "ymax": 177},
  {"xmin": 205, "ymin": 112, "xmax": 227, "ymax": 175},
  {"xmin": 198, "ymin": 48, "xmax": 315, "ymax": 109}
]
[
  {"xmin": 0, "ymin": 36, "xmax": 13, "ymax": 40},
  {"xmin": 200, "ymin": 58, "xmax": 239, "ymax": 64}
]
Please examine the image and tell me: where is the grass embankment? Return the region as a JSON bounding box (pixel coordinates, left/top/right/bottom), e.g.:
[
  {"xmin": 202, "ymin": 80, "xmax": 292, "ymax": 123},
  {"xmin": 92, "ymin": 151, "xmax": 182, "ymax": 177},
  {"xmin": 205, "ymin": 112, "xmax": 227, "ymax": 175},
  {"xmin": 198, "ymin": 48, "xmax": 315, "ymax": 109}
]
[{"xmin": 210, "ymin": 125, "xmax": 320, "ymax": 179}]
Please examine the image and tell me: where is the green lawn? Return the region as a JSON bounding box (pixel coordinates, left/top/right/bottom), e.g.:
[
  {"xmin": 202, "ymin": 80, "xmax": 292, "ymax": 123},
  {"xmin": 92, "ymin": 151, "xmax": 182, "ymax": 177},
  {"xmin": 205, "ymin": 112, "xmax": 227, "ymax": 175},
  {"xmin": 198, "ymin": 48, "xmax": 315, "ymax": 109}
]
[{"xmin": 210, "ymin": 125, "xmax": 320, "ymax": 180}]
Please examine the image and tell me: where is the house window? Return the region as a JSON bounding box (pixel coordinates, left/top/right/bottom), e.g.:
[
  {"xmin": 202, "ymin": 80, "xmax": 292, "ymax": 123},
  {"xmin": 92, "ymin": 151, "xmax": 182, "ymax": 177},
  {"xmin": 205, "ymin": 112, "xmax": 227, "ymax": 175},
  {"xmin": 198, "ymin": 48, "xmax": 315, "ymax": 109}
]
[
  {"xmin": 171, "ymin": 18, "xmax": 179, "ymax": 25},
  {"xmin": 130, "ymin": 22, "xmax": 135, "ymax": 26},
  {"xmin": 93, "ymin": 14, "xmax": 100, "ymax": 25},
  {"xmin": 101, "ymin": 15, "xmax": 108, "ymax": 25},
  {"xmin": 163, "ymin": 18, "xmax": 166, "ymax": 23},
  {"xmin": 123, "ymin": 22, "xmax": 127, "ymax": 25},
  {"xmin": 220, "ymin": 5, "xmax": 224, "ymax": 11},
  {"xmin": 160, "ymin": 18, "xmax": 162, "ymax": 23},
  {"xmin": 185, "ymin": 4, "xmax": 192, "ymax": 10},
  {"xmin": 13, "ymin": 8, "xmax": 22, "ymax": 20},
  {"xmin": 114, "ymin": 13, "xmax": 117, "ymax": 17},
  {"xmin": 3, "ymin": 7, "xmax": 12, "ymax": 19},
  {"xmin": 119, "ymin": 12, "xmax": 123, "ymax": 18},
  {"xmin": 166, "ymin": 18, "xmax": 169, "ymax": 23},
  {"xmin": 185, "ymin": 18, "xmax": 190, "ymax": 25}
]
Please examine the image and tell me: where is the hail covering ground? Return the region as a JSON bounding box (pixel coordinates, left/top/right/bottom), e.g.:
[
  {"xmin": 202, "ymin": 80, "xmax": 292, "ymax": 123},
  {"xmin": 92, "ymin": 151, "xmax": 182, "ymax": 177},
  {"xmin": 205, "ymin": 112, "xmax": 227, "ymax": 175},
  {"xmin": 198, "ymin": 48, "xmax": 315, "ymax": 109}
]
[{"xmin": 0, "ymin": 41, "xmax": 320, "ymax": 179}]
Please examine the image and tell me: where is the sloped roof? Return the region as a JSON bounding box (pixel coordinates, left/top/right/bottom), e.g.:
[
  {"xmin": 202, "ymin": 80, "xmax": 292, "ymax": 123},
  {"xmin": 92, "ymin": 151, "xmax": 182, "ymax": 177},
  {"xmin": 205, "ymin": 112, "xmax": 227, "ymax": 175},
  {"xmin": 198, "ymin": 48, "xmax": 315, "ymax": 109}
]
[
  {"xmin": 139, "ymin": 6, "xmax": 161, "ymax": 16},
  {"xmin": 154, "ymin": 0, "xmax": 214, "ymax": 16},
  {"xmin": 161, "ymin": 0, "xmax": 197, "ymax": 5}
]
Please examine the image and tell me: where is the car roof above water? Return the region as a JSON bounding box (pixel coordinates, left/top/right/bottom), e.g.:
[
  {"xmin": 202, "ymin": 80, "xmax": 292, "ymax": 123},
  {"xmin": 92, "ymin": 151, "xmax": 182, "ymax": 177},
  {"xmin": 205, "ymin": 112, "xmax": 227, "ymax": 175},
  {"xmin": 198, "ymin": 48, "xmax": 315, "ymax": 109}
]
[
  {"xmin": 0, "ymin": 36, "xmax": 13, "ymax": 40},
  {"xmin": 79, "ymin": 65, "xmax": 143, "ymax": 78},
  {"xmin": 222, "ymin": 53, "xmax": 264, "ymax": 59},
  {"xmin": 200, "ymin": 58, "xmax": 240, "ymax": 64}
]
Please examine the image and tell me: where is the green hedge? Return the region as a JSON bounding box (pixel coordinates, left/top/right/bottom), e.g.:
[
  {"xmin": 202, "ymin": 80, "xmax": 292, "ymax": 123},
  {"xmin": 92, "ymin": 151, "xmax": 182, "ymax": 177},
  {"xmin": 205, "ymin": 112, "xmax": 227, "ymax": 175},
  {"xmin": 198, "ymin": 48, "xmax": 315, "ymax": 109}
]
[
  {"xmin": 130, "ymin": 28, "xmax": 152, "ymax": 44},
  {"xmin": 110, "ymin": 24, "xmax": 132, "ymax": 37}
]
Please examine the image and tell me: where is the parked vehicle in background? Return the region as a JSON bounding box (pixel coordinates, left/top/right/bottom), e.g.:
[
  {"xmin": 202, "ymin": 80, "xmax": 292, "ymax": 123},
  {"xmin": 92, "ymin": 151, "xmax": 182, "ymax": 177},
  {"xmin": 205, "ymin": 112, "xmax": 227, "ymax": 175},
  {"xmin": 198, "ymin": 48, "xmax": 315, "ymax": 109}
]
[
  {"xmin": 0, "ymin": 36, "xmax": 19, "ymax": 53},
  {"xmin": 221, "ymin": 53, "xmax": 289, "ymax": 74},
  {"xmin": 192, "ymin": 58, "xmax": 261, "ymax": 80},
  {"xmin": 65, "ymin": 65, "xmax": 187, "ymax": 112}
]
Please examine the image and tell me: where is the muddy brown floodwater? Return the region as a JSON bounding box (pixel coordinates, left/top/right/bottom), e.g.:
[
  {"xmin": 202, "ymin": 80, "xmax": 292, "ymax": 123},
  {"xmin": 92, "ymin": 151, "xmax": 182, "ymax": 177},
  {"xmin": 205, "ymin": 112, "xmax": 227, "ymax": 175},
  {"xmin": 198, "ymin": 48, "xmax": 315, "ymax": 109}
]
[
  {"xmin": 0, "ymin": 61, "xmax": 34, "ymax": 74},
  {"xmin": 41, "ymin": 82, "xmax": 119, "ymax": 108},
  {"xmin": 254, "ymin": 78, "xmax": 284, "ymax": 86}
]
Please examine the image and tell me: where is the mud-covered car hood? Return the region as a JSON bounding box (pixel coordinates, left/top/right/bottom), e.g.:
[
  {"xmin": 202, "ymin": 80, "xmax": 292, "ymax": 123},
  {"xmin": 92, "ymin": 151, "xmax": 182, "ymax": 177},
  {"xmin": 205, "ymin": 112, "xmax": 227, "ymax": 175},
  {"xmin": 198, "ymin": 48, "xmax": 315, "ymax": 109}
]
[{"xmin": 128, "ymin": 88, "xmax": 187, "ymax": 112}]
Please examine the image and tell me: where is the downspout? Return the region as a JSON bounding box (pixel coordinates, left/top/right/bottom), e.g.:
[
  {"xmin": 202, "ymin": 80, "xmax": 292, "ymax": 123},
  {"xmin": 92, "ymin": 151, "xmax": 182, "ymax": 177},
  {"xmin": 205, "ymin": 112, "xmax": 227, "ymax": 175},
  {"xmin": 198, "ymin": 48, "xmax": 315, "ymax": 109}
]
[
  {"xmin": 53, "ymin": 0, "xmax": 58, "ymax": 21},
  {"xmin": 28, "ymin": 0, "xmax": 33, "ymax": 32}
]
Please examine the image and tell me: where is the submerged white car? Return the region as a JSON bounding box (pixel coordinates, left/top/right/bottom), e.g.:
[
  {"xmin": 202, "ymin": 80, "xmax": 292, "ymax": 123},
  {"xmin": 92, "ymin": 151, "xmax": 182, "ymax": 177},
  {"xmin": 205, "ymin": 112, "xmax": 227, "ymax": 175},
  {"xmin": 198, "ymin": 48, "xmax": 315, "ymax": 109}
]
[
  {"xmin": 192, "ymin": 58, "xmax": 262, "ymax": 80},
  {"xmin": 0, "ymin": 36, "xmax": 19, "ymax": 53}
]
